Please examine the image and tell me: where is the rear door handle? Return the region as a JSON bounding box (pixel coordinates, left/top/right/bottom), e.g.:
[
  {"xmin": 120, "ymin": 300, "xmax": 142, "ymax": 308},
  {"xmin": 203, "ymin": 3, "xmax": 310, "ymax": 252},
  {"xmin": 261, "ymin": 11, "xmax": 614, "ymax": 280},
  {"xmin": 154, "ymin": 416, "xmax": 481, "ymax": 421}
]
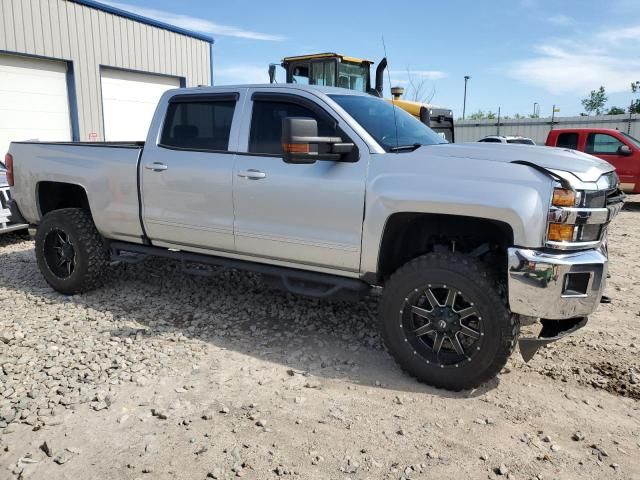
[
  {"xmin": 238, "ymin": 169, "xmax": 266, "ymax": 180},
  {"xmin": 145, "ymin": 162, "xmax": 168, "ymax": 172}
]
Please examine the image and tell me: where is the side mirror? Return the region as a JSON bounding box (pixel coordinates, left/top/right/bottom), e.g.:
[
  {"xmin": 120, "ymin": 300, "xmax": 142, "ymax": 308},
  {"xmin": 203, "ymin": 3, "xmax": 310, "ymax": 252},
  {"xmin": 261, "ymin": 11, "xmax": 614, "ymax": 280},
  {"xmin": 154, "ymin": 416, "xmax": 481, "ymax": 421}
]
[
  {"xmin": 618, "ymin": 145, "xmax": 633, "ymax": 156},
  {"xmin": 281, "ymin": 117, "xmax": 354, "ymax": 164}
]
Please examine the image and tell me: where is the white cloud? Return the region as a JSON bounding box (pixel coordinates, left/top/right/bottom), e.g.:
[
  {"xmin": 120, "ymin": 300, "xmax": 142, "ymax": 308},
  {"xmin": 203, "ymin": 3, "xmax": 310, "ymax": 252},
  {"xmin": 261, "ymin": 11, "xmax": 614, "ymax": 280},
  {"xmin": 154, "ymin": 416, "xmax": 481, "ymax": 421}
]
[
  {"xmin": 598, "ymin": 25, "xmax": 640, "ymax": 43},
  {"xmin": 214, "ymin": 65, "xmax": 271, "ymax": 85},
  {"xmin": 508, "ymin": 25, "xmax": 640, "ymax": 94},
  {"xmin": 103, "ymin": 1, "xmax": 285, "ymax": 41},
  {"xmin": 546, "ymin": 14, "xmax": 575, "ymax": 26},
  {"xmin": 389, "ymin": 70, "xmax": 447, "ymax": 81}
]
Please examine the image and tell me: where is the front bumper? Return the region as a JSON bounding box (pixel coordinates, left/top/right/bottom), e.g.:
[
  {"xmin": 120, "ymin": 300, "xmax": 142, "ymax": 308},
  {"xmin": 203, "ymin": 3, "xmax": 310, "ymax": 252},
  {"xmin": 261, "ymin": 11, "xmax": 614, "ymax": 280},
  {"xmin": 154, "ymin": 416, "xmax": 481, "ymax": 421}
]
[{"xmin": 507, "ymin": 246, "xmax": 607, "ymax": 319}]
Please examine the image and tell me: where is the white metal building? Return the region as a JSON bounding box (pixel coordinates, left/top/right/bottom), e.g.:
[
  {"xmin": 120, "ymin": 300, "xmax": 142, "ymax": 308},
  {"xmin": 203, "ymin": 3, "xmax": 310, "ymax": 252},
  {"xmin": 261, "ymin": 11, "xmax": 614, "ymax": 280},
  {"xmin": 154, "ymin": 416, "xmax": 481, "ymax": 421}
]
[{"xmin": 0, "ymin": 0, "xmax": 213, "ymax": 154}]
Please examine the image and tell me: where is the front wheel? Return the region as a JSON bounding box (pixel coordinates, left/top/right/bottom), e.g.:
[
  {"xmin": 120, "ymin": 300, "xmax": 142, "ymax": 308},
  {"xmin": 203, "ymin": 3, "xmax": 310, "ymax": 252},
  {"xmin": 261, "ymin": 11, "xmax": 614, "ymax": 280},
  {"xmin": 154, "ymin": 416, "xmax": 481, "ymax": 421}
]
[
  {"xmin": 35, "ymin": 208, "xmax": 109, "ymax": 294},
  {"xmin": 379, "ymin": 252, "xmax": 519, "ymax": 391}
]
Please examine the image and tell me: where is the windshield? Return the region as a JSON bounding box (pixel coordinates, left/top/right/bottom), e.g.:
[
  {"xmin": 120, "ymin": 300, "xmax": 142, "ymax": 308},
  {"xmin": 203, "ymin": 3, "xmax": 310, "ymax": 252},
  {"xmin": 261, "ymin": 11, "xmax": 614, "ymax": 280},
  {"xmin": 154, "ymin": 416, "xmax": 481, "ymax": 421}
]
[
  {"xmin": 330, "ymin": 94, "xmax": 448, "ymax": 151},
  {"xmin": 337, "ymin": 63, "xmax": 368, "ymax": 92},
  {"xmin": 621, "ymin": 132, "xmax": 640, "ymax": 149}
]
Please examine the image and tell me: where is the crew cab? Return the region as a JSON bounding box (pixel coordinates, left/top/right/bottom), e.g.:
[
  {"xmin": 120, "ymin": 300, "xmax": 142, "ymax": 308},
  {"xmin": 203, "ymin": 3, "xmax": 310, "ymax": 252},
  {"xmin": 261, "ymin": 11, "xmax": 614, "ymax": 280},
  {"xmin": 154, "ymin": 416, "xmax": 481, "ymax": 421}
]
[
  {"xmin": 546, "ymin": 128, "xmax": 640, "ymax": 193},
  {"xmin": 6, "ymin": 85, "xmax": 624, "ymax": 390}
]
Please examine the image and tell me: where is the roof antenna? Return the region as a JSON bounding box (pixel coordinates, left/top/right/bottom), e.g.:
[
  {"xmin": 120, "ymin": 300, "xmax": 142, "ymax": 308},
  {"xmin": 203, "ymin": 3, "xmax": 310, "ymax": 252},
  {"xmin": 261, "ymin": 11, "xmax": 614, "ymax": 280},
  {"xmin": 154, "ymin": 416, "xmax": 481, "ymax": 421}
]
[{"xmin": 382, "ymin": 35, "xmax": 399, "ymax": 150}]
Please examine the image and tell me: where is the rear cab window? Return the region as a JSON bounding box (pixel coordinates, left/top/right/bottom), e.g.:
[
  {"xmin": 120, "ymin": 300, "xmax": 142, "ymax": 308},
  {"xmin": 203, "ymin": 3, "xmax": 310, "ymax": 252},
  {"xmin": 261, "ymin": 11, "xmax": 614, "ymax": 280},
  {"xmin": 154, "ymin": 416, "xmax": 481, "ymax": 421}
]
[
  {"xmin": 556, "ymin": 132, "xmax": 579, "ymax": 150},
  {"xmin": 160, "ymin": 93, "xmax": 238, "ymax": 152}
]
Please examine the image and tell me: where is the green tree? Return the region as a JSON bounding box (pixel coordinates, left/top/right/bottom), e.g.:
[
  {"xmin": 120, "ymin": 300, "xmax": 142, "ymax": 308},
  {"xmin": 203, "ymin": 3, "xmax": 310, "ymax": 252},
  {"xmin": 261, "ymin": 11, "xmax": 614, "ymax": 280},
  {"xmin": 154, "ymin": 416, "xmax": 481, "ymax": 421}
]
[
  {"xmin": 606, "ymin": 106, "xmax": 626, "ymax": 115},
  {"xmin": 581, "ymin": 86, "xmax": 607, "ymax": 115},
  {"xmin": 467, "ymin": 110, "xmax": 486, "ymax": 120},
  {"xmin": 464, "ymin": 110, "xmax": 498, "ymax": 120}
]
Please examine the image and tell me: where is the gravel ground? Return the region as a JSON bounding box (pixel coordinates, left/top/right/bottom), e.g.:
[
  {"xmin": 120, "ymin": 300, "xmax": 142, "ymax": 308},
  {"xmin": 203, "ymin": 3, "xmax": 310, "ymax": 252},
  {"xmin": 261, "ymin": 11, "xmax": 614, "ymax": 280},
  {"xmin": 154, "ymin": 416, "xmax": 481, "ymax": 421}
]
[{"xmin": 1, "ymin": 196, "xmax": 639, "ymax": 480}]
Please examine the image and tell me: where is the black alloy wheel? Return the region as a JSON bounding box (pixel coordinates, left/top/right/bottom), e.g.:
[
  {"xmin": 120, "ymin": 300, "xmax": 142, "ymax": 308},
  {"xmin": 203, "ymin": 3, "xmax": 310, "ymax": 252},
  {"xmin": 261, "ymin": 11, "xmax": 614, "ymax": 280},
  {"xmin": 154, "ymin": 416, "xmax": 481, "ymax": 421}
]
[
  {"xmin": 43, "ymin": 228, "xmax": 77, "ymax": 279},
  {"xmin": 402, "ymin": 284, "xmax": 484, "ymax": 368}
]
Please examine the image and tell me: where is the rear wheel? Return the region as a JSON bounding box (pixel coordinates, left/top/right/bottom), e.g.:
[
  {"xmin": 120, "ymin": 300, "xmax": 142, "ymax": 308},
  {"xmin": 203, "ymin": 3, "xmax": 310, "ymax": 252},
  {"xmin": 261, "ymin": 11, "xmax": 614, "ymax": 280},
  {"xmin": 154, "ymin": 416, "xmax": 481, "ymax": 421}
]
[
  {"xmin": 35, "ymin": 208, "xmax": 109, "ymax": 294},
  {"xmin": 379, "ymin": 252, "xmax": 519, "ymax": 390}
]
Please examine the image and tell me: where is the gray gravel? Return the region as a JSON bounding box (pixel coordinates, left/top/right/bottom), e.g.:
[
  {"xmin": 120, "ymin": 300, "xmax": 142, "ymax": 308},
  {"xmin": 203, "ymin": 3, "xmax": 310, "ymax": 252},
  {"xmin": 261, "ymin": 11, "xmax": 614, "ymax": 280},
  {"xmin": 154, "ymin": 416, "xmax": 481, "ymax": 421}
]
[{"xmin": 1, "ymin": 198, "xmax": 640, "ymax": 480}]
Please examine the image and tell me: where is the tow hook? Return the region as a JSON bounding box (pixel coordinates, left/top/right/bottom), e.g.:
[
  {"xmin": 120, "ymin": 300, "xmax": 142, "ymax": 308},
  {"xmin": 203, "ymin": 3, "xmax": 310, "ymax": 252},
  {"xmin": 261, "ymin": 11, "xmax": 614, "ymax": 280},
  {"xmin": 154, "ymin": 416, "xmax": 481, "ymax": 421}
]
[{"xmin": 518, "ymin": 317, "xmax": 588, "ymax": 362}]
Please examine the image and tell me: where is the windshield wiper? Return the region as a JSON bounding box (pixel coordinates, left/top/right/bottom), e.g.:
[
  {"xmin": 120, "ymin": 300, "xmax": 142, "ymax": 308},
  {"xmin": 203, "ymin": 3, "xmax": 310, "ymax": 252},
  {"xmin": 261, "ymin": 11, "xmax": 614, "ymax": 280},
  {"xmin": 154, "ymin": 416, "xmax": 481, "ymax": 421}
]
[{"xmin": 389, "ymin": 143, "xmax": 422, "ymax": 152}]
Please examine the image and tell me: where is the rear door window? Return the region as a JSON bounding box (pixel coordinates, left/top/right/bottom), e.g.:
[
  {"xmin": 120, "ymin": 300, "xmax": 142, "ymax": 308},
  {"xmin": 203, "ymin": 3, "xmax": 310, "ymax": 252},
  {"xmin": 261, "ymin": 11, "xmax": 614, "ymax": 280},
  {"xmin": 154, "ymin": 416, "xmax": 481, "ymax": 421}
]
[{"xmin": 160, "ymin": 95, "xmax": 237, "ymax": 151}]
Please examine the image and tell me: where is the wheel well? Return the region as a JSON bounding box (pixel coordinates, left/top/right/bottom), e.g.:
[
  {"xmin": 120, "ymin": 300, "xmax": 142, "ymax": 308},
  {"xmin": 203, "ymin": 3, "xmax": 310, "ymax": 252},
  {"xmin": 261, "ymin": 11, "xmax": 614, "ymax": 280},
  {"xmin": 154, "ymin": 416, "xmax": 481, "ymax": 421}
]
[
  {"xmin": 37, "ymin": 182, "xmax": 90, "ymax": 217},
  {"xmin": 377, "ymin": 213, "xmax": 514, "ymax": 281}
]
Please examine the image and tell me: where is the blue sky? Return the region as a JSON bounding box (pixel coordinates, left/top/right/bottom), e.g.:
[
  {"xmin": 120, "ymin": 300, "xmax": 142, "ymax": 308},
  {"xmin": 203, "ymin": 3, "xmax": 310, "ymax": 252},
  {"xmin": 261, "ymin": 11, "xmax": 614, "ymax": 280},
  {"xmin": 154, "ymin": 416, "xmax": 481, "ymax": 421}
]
[{"xmin": 105, "ymin": 0, "xmax": 640, "ymax": 118}]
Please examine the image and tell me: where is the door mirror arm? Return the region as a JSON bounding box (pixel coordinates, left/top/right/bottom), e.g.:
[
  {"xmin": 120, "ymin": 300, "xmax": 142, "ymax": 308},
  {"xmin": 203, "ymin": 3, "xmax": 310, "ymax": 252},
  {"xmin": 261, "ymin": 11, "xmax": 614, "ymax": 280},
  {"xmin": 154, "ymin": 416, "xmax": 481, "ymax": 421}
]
[{"xmin": 281, "ymin": 117, "xmax": 355, "ymax": 164}]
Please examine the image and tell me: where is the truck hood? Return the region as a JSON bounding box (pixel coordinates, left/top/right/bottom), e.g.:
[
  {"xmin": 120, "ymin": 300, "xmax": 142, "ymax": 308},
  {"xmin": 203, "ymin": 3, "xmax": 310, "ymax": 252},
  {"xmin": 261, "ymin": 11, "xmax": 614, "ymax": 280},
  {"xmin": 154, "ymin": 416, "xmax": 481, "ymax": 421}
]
[{"xmin": 426, "ymin": 143, "xmax": 614, "ymax": 183}]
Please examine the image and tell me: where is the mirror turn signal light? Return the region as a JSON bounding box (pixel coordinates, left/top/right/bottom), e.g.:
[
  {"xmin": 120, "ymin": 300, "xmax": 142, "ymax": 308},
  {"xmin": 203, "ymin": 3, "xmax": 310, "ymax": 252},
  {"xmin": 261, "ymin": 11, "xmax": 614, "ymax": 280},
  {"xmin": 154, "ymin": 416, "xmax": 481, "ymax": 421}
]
[
  {"xmin": 282, "ymin": 143, "xmax": 309, "ymax": 153},
  {"xmin": 548, "ymin": 223, "xmax": 575, "ymax": 242},
  {"xmin": 552, "ymin": 188, "xmax": 577, "ymax": 207}
]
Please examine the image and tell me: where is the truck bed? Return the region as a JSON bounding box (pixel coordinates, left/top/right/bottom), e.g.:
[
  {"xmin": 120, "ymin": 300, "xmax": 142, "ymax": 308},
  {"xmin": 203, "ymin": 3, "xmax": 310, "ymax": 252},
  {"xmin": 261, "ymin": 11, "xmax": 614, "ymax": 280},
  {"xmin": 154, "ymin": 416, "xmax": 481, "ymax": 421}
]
[{"xmin": 9, "ymin": 141, "xmax": 145, "ymax": 243}]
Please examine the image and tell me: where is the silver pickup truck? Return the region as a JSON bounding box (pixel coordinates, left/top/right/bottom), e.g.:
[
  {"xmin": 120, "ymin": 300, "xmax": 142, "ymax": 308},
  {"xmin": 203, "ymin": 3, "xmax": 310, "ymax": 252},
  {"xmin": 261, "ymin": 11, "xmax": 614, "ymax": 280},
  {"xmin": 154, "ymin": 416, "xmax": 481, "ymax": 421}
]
[{"xmin": 7, "ymin": 84, "xmax": 623, "ymax": 390}]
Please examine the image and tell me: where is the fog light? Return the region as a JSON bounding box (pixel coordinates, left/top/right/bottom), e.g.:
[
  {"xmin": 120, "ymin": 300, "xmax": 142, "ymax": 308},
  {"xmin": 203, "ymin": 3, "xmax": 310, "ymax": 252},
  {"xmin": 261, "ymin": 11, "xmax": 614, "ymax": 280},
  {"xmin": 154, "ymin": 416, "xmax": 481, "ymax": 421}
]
[
  {"xmin": 562, "ymin": 272, "xmax": 591, "ymax": 296},
  {"xmin": 548, "ymin": 223, "xmax": 575, "ymax": 242}
]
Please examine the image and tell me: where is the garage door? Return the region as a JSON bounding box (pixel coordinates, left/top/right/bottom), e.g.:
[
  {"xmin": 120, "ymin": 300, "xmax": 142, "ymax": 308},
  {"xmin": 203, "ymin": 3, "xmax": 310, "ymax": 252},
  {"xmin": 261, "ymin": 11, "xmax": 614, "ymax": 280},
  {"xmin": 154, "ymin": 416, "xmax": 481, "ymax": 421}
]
[
  {"xmin": 101, "ymin": 69, "xmax": 181, "ymax": 141},
  {"xmin": 0, "ymin": 54, "xmax": 71, "ymax": 156}
]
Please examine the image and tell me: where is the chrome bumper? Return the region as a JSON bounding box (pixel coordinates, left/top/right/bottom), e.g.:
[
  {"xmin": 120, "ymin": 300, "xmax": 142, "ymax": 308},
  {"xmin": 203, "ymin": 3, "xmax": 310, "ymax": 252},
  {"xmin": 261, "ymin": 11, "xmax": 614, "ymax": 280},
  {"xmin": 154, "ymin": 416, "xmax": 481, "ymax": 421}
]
[{"xmin": 507, "ymin": 247, "xmax": 607, "ymax": 319}]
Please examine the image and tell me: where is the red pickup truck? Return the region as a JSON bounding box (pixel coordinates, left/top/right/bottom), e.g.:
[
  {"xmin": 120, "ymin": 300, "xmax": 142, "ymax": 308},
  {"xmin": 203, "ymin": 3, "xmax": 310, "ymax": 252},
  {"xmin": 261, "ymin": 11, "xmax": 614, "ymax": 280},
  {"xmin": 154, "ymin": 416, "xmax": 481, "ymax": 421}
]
[{"xmin": 546, "ymin": 128, "xmax": 640, "ymax": 193}]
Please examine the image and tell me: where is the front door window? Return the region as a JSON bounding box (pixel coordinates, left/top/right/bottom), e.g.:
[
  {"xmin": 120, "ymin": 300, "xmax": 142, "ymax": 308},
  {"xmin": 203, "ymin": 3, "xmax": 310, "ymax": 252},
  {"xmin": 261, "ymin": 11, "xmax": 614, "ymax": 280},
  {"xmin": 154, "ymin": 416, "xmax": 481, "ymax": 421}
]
[{"xmin": 586, "ymin": 133, "xmax": 623, "ymax": 154}]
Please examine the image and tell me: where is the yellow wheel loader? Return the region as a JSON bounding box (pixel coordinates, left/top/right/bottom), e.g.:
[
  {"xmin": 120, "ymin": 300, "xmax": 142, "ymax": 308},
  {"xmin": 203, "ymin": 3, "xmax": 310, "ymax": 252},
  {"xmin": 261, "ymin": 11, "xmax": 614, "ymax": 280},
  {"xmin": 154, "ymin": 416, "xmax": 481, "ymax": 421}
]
[{"xmin": 268, "ymin": 53, "xmax": 454, "ymax": 141}]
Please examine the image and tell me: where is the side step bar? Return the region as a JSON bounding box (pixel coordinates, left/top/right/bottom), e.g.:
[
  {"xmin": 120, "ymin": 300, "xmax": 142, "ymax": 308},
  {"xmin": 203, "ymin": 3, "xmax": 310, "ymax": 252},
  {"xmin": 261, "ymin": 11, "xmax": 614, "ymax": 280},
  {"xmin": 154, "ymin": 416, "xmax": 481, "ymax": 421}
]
[{"xmin": 109, "ymin": 241, "xmax": 370, "ymax": 300}]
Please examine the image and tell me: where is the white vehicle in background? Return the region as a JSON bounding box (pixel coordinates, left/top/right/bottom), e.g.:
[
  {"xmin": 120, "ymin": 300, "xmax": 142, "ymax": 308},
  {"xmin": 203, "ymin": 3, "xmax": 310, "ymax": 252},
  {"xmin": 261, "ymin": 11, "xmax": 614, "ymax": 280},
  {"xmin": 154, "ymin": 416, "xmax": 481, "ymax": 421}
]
[
  {"xmin": 1, "ymin": 159, "xmax": 28, "ymax": 234},
  {"xmin": 478, "ymin": 135, "xmax": 536, "ymax": 145}
]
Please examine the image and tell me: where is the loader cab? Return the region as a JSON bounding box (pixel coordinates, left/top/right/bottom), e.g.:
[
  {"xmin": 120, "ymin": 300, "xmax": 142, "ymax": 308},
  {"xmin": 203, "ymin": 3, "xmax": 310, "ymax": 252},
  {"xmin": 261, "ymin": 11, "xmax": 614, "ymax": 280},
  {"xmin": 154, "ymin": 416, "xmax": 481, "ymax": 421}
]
[
  {"xmin": 277, "ymin": 53, "xmax": 373, "ymax": 93},
  {"xmin": 268, "ymin": 52, "xmax": 454, "ymax": 142}
]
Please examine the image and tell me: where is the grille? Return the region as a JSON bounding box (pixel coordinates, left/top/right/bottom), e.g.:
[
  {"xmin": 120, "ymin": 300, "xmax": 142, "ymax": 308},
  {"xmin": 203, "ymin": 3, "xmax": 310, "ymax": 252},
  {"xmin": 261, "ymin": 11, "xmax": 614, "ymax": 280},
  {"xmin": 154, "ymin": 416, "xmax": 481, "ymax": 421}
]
[{"xmin": 581, "ymin": 190, "xmax": 606, "ymax": 208}]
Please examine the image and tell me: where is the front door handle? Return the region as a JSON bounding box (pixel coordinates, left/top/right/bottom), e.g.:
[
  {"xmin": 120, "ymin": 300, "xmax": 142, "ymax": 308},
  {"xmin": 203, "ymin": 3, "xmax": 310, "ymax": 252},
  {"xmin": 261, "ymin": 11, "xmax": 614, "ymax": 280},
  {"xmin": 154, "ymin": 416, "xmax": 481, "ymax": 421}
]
[
  {"xmin": 238, "ymin": 169, "xmax": 266, "ymax": 180},
  {"xmin": 145, "ymin": 162, "xmax": 168, "ymax": 172}
]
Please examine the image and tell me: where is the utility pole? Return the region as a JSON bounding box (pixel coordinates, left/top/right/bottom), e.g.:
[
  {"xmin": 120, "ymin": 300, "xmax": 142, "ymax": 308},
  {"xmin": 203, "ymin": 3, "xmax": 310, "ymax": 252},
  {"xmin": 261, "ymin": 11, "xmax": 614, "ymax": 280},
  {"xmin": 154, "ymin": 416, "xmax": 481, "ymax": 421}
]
[
  {"xmin": 462, "ymin": 75, "xmax": 471, "ymax": 120},
  {"xmin": 551, "ymin": 104, "xmax": 558, "ymax": 129},
  {"xmin": 497, "ymin": 107, "xmax": 501, "ymax": 135}
]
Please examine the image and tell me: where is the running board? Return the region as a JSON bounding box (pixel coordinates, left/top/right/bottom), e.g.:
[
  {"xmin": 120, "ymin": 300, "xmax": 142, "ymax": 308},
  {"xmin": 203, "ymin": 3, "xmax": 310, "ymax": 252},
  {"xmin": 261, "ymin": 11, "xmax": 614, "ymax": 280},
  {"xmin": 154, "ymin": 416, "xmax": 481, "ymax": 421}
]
[
  {"xmin": 518, "ymin": 317, "xmax": 587, "ymax": 362},
  {"xmin": 109, "ymin": 241, "xmax": 370, "ymax": 300}
]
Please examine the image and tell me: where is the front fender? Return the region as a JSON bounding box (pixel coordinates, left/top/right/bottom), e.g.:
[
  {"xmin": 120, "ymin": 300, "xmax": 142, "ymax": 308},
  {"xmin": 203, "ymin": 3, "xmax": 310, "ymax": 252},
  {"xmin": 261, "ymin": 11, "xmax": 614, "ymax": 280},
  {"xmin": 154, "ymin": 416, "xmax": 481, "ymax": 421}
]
[{"xmin": 360, "ymin": 155, "xmax": 553, "ymax": 275}]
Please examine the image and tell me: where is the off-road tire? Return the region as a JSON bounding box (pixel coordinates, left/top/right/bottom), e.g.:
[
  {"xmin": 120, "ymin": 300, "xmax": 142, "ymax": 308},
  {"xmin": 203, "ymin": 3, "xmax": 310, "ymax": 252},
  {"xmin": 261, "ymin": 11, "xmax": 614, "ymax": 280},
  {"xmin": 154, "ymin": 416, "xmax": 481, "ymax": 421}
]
[
  {"xmin": 35, "ymin": 208, "xmax": 109, "ymax": 294},
  {"xmin": 379, "ymin": 252, "xmax": 519, "ymax": 390}
]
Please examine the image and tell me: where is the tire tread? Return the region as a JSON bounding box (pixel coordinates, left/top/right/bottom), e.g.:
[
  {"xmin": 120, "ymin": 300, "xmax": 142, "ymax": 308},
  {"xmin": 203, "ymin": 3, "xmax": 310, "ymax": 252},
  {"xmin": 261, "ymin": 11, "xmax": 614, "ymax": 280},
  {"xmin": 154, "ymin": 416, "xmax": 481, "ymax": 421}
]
[{"xmin": 379, "ymin": 252, "xmax": 519, "ymax": 391}]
